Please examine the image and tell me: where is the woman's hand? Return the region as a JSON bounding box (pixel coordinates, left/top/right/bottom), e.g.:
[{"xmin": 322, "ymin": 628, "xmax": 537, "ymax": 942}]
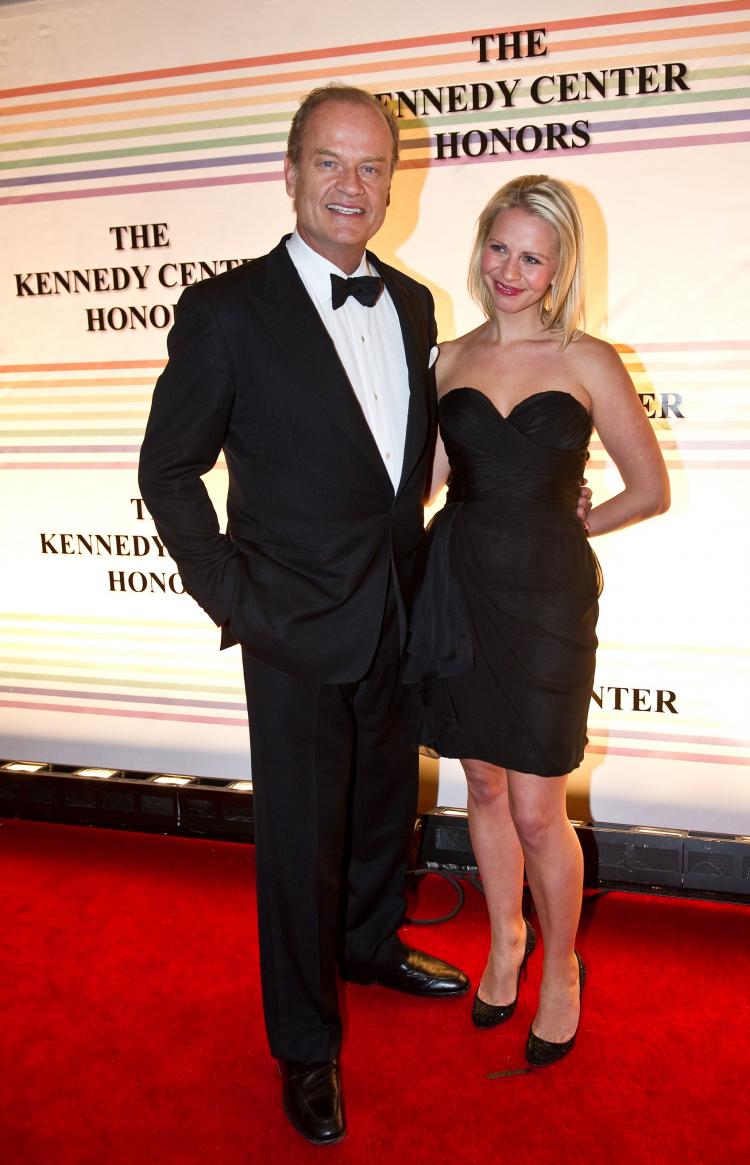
[{"xmin": 577, "ymin": 480, "xmax": 593, "ymax": 531}]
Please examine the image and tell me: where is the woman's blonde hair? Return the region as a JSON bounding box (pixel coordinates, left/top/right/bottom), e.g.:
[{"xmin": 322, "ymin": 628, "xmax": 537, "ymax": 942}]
[{"xmin": 468, "ymin": 175, "xmax": 585, "ymax": 347}]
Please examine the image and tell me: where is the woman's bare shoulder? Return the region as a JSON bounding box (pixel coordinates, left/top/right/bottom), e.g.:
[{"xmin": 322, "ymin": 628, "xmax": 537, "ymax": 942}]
[
  {"xmin": 566, "ymin": 331, "xmax": 624, "ymax": 375},
  {"xmin": 437, "ymin": 324, "xmax": 487, "ymax": 389}
]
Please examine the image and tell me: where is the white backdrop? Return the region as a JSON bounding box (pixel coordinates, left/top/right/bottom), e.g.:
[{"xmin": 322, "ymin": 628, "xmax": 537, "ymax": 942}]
[{"xmin": 1, "ymin": 0, "xmax": 748, "ymax": 831}]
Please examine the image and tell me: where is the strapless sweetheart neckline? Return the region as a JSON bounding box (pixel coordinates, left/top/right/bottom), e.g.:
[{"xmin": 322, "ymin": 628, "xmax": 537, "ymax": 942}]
[{"xmin": 441, "ymin": 386, "xmax": 590, "ymax": 423}]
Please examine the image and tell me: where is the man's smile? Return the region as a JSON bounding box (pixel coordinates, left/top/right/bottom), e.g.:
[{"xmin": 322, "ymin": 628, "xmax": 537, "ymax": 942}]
[{"xmin": 326, "ymin": 204, "xmax": 365, "ymax": 216}]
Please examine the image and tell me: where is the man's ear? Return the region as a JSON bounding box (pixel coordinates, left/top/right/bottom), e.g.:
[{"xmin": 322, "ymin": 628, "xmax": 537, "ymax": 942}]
[{"xmin": 283, "ymin": 155, "xmax": 296, "ymax": 200}]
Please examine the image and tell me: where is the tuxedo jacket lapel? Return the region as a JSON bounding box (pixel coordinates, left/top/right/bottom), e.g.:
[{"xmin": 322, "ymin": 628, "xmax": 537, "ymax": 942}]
[
  {"xmin": 253, "ymin": 239, "xmax": 392, "ymax": 482},
  {"xmin": 376, "ymin": 257, "xmax": 431, "ymax": 497}
]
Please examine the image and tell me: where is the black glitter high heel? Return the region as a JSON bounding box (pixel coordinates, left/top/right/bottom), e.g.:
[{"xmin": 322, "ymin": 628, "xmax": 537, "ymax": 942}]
[
  {"xmin": 471, "ymin": 919, "xmax": 537, "ymax": 1028},
  {"xmin": 525, "ymin": 951, "xmax": 586, "ymax": 1066}
]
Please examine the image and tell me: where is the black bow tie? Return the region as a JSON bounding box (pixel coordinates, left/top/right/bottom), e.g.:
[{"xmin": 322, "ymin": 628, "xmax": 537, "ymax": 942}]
[{"xmin": 330, "ymin": 273, "xmax": 384, "ymax": 309}]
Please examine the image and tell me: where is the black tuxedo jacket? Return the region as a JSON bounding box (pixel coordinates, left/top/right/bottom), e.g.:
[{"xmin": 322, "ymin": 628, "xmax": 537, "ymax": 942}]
[{"xmin": 139, "ymin": 236, "xmax": 438, "ymax": 682}]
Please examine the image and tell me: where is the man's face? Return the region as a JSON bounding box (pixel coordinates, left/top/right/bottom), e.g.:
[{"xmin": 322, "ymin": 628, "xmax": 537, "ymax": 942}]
[{"xmin": 284, "ymin": 100, "xmax": 394, "ymax": 274}]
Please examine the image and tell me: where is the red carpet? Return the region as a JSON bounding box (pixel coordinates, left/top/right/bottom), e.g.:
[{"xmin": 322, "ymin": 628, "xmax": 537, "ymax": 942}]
[{"xmin": 0, "ymin": 817, "xmax": 747, "ymax": 1165}]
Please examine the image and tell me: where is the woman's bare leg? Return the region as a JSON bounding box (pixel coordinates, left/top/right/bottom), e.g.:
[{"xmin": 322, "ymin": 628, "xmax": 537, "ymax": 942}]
[
  {"xmin": 507, "ymin": 770, "xmax": 583, "ymax": 1042},
  {"xmin": 462, "ymin": 758, "xmax": 527, "ymax": 1004}
]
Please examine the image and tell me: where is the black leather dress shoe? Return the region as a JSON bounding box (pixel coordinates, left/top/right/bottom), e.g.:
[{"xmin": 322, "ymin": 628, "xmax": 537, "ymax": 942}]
[
  {"xmin": 342, "ymin": 947, "xmax": 470, "ymax": 996},
  {"xmin": 279, "ymin": 1058, "xmax": 344, "ymax": 1145}
]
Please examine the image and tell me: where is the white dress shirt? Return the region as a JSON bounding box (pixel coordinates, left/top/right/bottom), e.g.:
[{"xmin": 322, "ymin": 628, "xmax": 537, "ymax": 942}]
[{"xmin": 286, "ymin": 231, "xmax": 410, "ymax": 490}]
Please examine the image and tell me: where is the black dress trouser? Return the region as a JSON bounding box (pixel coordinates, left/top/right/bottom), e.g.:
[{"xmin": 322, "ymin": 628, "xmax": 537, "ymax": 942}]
[{"xmin": 241, "ymin": 584, "xmax": 418, "ymax": 1062}]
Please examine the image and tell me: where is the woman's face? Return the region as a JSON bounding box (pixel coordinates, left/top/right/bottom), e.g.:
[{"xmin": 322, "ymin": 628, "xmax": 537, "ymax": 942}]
[{"xmin": 480, "ymin": 207, "xmax": 560, "ymax": 317}]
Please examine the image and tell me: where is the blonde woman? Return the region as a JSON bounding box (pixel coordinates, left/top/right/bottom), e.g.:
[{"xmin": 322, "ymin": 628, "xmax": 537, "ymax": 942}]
[{"xmin": 405, "ymin": 175, "xmax": 669, "ymax": 1064}]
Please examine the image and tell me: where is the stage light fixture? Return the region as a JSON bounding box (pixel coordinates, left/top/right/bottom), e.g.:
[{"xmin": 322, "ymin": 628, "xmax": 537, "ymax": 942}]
[
  {"xmin": 417, "ymin": 811, "xmax": 750, "ymax": 901},
  {"xmin": 0, "ymin": 759, "xmax": 252, "ymax": 840}
]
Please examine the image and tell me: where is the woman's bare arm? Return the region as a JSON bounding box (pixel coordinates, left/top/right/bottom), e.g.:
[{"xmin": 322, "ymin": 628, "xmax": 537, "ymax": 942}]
[{"xmin": 574, "ymin": 337, "xmax": 670, "ymax": 537}]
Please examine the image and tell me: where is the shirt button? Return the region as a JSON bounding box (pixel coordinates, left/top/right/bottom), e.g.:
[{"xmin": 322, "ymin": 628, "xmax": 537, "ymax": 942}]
[
  {"xmin": 374, "ymin": 393, "xmax": 378, "ymax": 400},
  {"xmin": 384, "ymin": 452, "xmax": 390, "ymax": 460}
]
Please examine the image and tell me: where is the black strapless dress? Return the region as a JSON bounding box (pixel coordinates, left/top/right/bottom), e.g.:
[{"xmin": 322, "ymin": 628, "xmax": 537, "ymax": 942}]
[{"xmin": 404, "ymin": 387, "xmax": 602, "ymax": 777}]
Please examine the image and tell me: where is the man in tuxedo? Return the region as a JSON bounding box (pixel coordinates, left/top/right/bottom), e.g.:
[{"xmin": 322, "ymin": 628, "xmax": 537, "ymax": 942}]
[{"xmin": 138, "ymin": 85, "xmax": 468, "ymax": 1146}]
